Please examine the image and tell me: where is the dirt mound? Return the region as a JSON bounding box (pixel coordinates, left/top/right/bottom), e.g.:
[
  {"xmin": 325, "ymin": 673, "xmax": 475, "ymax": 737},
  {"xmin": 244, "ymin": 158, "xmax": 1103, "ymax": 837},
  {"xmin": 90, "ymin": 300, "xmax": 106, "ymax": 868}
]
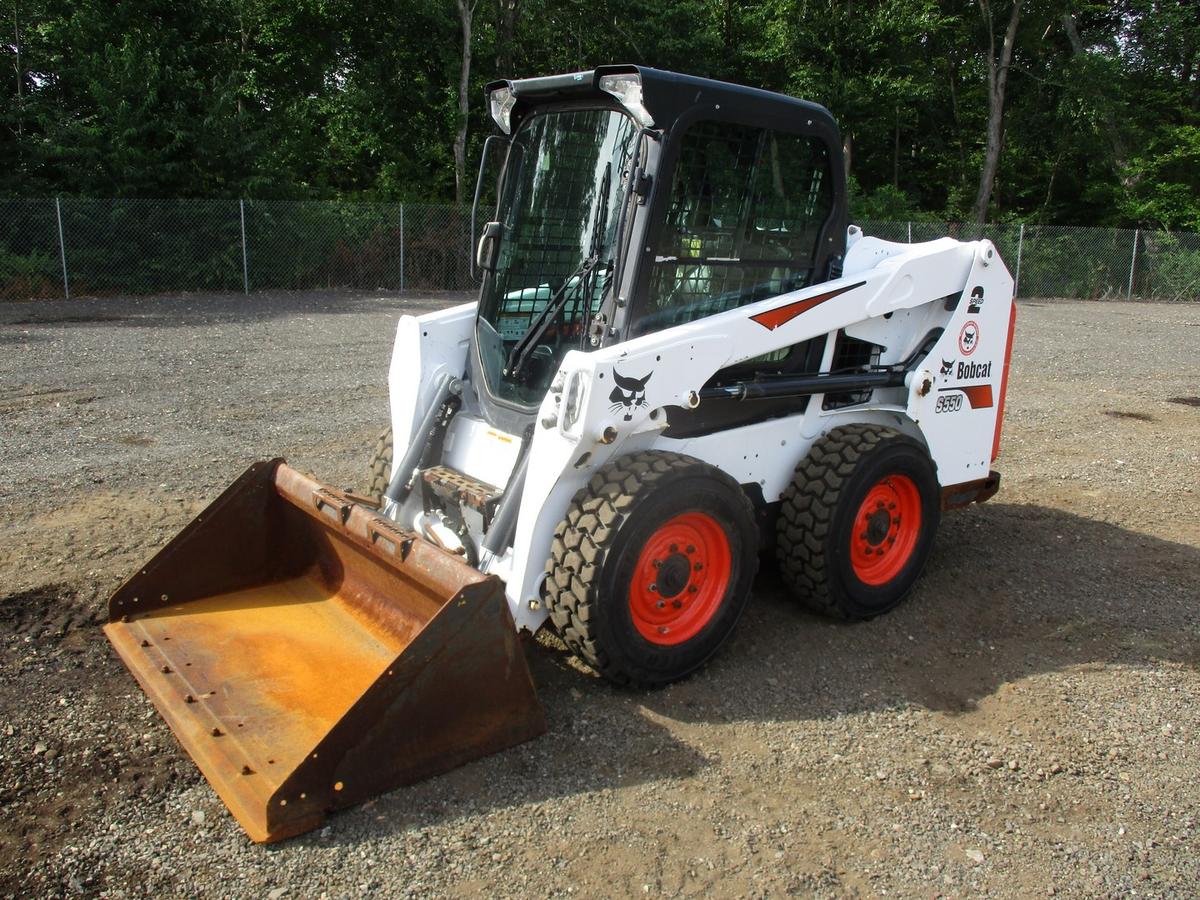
[
  {"xmin": 0, "ymin": 585, "xmax": 98, "ymax": 644},
  {"xmin": 0, "ymin": 585, "xmax": 199, "ymax": 893}
]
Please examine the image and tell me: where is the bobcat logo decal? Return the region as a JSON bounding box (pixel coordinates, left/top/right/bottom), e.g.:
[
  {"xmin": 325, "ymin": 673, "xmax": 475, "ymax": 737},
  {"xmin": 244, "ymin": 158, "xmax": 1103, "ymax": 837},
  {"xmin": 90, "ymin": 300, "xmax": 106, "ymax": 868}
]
[
  {"xmin": 609, "ymin": 368, "xmax": 652, "ymax": 421},
  {"xmin": 940, "ymin": 358, "xmax": 954, "ymax": 376},
  {"xmin": 958, "ymin": 320, "xmax": 980, "ymax": 356}
]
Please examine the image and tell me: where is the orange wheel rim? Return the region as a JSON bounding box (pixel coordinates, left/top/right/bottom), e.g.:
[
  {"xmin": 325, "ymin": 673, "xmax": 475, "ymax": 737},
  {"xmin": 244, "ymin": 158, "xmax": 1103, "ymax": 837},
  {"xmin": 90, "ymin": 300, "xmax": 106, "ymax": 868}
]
[
  {"xmin": 849, "ymin": 474, "xmax": 922, "ymax": 586},
  {"xmin": 629, "ymin": 512, "xmax": 732, "ymax": 646}
]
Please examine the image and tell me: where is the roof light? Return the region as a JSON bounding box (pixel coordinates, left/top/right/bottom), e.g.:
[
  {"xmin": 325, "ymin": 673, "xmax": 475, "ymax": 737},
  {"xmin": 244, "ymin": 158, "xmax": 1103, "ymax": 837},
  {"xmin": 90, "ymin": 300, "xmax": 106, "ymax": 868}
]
[
  {"xmin": 598, "ymin": 73, "xmax": 654, "ymax": 129},
  {"xmin": 489, "ymin": 85, "xmax": 516, "ymax": 134}
]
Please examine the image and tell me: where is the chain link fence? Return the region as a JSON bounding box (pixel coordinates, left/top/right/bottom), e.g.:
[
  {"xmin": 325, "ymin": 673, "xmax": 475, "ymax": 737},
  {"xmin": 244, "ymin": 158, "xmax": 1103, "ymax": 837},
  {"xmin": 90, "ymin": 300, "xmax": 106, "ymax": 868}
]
[
  {"xmin": 3, "ymin": 199, "xmax": 1198, "ymax": 301},
  {"xmin": 856, "ymin": 220, "xmax": 1200, "ymax": 301},
  {"xmin": 0, "ymin": 199, "xmax": 474, "ymax": 300}
]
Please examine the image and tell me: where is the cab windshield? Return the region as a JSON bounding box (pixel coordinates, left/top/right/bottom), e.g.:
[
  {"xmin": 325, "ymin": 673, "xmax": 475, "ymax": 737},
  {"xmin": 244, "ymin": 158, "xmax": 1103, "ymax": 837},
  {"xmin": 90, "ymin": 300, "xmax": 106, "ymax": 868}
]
[{"xmin": 477, "ymin": 108, "xmax": 638, "ymax": 407}]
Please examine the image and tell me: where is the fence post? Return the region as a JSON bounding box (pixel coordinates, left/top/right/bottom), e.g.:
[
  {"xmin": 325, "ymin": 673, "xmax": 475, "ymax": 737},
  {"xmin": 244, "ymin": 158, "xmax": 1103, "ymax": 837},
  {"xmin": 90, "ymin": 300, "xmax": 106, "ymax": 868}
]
[
  {"xmin": 1126, "ymin": 228, "xmax": 1139, "ymax": 300},
  {"xmin": 55, "ymin": 198, "xmax": 70, "ymax": 300},
  {"xmin": 240, "ymin": 199, "xmax": 250, "ymax": 295},
  {"xmin": 399, "ymin": 203, "xmax": 405, "ymax": 294},
  {"xmin": 1014, "ymin": 223, "xmax": 1025, "ymax": 297},
  {"xmin": 907, "ymin": 221, "xmax": 912, "ymax": 243}
]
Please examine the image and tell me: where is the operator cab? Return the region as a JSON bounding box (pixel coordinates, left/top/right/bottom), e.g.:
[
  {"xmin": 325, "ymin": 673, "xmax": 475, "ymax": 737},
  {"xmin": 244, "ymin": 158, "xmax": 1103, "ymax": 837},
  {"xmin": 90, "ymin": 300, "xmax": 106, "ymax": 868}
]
[{"xmin": 469, "ymin": 65, "xmax": 849, "ymax": 434}]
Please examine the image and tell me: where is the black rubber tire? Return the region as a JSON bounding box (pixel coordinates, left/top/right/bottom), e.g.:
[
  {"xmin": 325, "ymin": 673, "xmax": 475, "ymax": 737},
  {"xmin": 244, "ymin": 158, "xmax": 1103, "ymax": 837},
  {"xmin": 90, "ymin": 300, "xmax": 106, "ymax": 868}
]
[
  {"xmin": 775, "ymin": 424, "xmax": 940, "ymax": 620},
  {"xmin": 366, "ymin": 426, "xmax": 393, "ymax": 505},
  {"xmin": 544, "ymin": 450, "xmax": 759, "ymax": 688}
]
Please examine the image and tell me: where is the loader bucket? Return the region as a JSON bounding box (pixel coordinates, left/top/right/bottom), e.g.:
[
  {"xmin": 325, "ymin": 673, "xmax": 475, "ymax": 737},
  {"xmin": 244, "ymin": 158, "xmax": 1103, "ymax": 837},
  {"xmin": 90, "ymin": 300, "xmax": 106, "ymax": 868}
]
[{"xmin": 103, "ymin": 460, "xmax": 545, "ymax": 843}]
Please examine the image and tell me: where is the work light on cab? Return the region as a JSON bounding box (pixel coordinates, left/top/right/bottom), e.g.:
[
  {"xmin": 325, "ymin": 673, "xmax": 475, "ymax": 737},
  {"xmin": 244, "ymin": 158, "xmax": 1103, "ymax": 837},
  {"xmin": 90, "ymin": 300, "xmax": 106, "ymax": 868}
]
[
  {"xmin": 598, "ymin": 73, "xmax": 654, "ymax": 128},
  {"xmin": 489, "ymin": 85, "xmax": 516, "ymax": 134}
]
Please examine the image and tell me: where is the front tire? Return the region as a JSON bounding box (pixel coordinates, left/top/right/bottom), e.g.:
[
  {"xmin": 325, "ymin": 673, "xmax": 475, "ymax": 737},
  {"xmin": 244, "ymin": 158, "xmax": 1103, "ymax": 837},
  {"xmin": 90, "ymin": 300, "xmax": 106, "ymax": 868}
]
[
  {"xmin": 545, "ymin": 451, "xmax": 759, "ymax": 687},
  {"xmin": 776, "ymin": 424, "xmax": 940, "ymax": 620},
  {"xmin": 366, "ymin": 427, "xmax": 393, "ymax": 505}
]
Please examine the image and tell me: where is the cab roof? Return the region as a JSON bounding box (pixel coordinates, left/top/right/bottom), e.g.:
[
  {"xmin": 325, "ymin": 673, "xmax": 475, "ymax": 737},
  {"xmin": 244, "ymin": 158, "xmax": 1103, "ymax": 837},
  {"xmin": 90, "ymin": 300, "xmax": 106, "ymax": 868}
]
[{"xmin": 486, "ymin": 65, "xmax": 841, "ymax": 145}]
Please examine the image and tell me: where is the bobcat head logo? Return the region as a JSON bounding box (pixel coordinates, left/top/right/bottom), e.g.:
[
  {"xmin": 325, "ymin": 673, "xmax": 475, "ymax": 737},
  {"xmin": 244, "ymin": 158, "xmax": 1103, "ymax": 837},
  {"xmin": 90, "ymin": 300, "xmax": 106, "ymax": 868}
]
[
  {"xmin": 940, "ymin": 358, "xmax": 954, "ymax": 376},
  {"xmin": 609, "ymin": 368, "xmax": 652, "ymax": 421},
  {"xmin": 958, "ymin": 319, "xmax": 981, "ymax": 356}
]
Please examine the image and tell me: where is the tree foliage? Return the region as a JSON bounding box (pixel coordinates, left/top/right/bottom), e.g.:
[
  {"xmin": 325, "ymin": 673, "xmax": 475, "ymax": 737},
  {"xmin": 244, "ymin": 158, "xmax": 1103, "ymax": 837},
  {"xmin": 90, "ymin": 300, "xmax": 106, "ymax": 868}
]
[{"xmin": 1, "ymin": 0, "xmax": 1196, "ymax": 226}]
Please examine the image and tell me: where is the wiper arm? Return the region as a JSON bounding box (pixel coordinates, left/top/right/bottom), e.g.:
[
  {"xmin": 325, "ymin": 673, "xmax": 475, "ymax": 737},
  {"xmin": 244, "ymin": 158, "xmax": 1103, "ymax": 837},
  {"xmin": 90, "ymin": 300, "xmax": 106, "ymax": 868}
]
[
  {"xmin": 505, "ymin": 255, "xmax": 599, "ymax": 379},
  {"xmin": 504, "ymin": 163, "xmax": 614, "ymax": 380}
]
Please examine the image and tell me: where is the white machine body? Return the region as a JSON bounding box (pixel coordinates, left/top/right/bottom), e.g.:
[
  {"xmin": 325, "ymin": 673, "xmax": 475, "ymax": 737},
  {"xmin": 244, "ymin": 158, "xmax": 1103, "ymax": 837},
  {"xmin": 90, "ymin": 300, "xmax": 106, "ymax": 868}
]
[{"xmin": 387, "ymin": 229, "xmax": 1016, "ymax": 632}]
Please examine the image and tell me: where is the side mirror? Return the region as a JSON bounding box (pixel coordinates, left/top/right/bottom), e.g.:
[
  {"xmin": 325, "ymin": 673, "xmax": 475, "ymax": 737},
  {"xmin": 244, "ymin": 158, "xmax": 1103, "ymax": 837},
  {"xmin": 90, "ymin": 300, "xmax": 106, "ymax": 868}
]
[
  {"xmin": 471, "ymin": 134, "xmax": 508, "ymax": 278},
  {"xmin": 476, "ymin": 221, "xmax": 502, "ymax": 272}
]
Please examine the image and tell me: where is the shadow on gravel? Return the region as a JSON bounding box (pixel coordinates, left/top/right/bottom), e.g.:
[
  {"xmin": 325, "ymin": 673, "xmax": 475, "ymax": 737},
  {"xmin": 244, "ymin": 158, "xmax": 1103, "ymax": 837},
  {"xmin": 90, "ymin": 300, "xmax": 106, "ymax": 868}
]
[
  {"xmin": 0, "ymin": 290, "xmax": 471, "ymax": 330},
  {"xmin": 283, "ymin": 501, "xmax": 1199, "ymax": 846},
  {"xmin": 641, "ymin": 501, "xmax": 1200, "ymax": 725},
  {"xmin": 288, "ymin": 636, "xmax": 714, "ymax": 850}
]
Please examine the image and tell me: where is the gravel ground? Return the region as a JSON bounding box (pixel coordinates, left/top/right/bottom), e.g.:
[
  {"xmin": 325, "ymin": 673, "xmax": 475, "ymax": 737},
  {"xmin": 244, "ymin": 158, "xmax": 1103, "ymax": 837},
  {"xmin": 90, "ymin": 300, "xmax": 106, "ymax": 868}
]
[{"xmin": 1, "ymin": 292, "xmax": 1198, "ymax": 898}]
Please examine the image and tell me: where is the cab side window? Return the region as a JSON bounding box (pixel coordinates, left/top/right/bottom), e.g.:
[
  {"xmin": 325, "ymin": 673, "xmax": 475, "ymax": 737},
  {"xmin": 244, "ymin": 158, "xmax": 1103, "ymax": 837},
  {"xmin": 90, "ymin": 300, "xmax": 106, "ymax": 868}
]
[{"xmin": 635, "ymin": 121, "xmax": 834, "ymax": 337}]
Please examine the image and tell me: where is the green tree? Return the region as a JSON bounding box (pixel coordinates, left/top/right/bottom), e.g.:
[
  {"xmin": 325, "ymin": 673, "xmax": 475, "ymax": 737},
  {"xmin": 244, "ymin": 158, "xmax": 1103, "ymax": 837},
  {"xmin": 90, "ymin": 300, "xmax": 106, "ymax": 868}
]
[{"xmin": 0, "ymin": 0, "xmax": 1195, "ymax": 227}]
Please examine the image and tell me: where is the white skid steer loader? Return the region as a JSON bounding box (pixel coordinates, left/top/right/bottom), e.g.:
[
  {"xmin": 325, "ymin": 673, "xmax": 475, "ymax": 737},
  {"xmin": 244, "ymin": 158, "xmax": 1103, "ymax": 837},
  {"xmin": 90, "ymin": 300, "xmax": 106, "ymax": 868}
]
[{"xmin": 104, "ymin": 66, "xmax": 1015, "ymax": 842}]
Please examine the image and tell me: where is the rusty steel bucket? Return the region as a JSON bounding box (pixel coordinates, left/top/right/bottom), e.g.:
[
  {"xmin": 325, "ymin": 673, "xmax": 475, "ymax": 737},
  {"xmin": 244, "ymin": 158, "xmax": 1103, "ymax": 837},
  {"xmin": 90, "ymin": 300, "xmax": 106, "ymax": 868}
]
[{"xmin": 103, "ymin": 460, "xmax": 545, "ymax": 843}]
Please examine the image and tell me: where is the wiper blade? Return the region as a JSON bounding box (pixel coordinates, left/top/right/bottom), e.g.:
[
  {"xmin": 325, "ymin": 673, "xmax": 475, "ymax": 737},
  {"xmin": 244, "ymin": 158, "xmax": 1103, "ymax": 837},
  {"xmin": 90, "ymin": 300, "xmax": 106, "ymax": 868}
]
[
  {"xmin": 504, "ymin": 162, "xmax": 614, "ymax": 380},
  {"xmin": 505, "ymin": 256, "xmax": 599, "ymax": 379}
]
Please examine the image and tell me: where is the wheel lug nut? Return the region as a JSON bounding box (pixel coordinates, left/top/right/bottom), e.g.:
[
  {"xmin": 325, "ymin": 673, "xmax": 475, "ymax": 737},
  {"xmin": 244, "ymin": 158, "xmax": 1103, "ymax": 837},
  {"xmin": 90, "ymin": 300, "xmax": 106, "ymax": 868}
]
[
  {"xmin": 649, "ymin": 583, "xmax": 657, "ymax": 592},
  {"xmin": 656, "ymin": 600, "xmax": 665, "ymax": 609},
  {"xmin": 686, "ymin": 545, "xmax": 696, "ymax": 554},
  {"xmin": 653, "ymin": 560, "xmax": 662, "ymax": 568},
  {"xmin": 888, "ymin": 502, "xmax": 896, "ymax": 510},
  {"xmin": 694, "ymin": 562, "xmax": 703, "ymax": 571},
  {"xmin": 688, "ymin": 585, "xmax": 697, "ymax": 593},
  {"xmin": 670, "ymin": 544, "xmax": 679, "ymax": 553},
  {"xmin": 658, "ymin": 626, "xmax": 669, "ymax": 634},
  {"xmin": 673, "ymin": 600, "xmax": 683, "ymax": 609}
]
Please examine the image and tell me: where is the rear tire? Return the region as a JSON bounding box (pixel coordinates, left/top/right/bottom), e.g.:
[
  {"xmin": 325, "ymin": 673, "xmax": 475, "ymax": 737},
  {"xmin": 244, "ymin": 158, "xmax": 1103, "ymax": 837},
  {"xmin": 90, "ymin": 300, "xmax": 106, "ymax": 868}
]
[
  {"xmin": 776, "ymin": 424, "xmax": 940, "ymax": 620},
  {"xmin": 367, "ymin": 427, "xmax": 393, "ymax": 505},
  {"xmin": 545, "ymin": 451, "xmax": 759, "ymax": 687}
]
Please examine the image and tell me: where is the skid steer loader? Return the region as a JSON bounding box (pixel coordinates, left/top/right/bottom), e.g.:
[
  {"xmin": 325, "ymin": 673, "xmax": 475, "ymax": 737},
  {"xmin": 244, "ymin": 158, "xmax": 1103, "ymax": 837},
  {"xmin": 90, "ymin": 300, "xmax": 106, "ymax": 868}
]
[{"xmin": 105, "ymin": 66, "xmax": 1016, "ymax": 842}]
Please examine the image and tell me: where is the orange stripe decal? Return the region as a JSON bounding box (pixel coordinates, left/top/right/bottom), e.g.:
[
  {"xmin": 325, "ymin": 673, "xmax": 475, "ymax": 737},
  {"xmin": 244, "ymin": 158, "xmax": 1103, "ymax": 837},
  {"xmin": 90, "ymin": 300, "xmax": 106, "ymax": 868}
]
[
  {"xmin": 960, "ymin": 384, "xmax": 994, "ymax": 409},
  {"xmin": 991, "ymin": 300, "xmax": 1017, "ymax": 461},
  {"xmin": 749, "ymin": 281, "xmax": 864, "ymax": 331}
]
